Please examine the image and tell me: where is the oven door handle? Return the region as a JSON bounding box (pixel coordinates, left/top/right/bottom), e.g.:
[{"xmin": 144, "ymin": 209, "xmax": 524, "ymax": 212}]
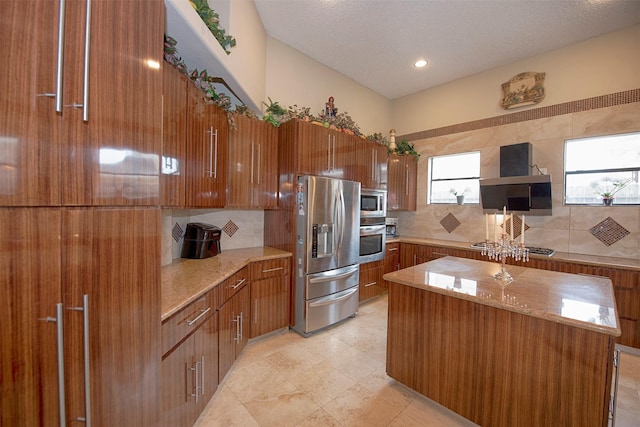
[{"xmin": 360, "ymin": 224, "xmax": 386, "ymax": 236}]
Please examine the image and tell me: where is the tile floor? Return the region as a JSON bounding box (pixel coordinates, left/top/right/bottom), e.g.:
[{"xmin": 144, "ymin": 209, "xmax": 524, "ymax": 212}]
[{"xmin": 194, "ymin": 294, "xmax": 640, "ymax": 427}]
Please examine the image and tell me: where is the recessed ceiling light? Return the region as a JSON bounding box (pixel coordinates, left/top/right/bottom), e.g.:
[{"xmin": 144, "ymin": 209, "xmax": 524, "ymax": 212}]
[{"xmin": 414, "ymin": 59, "xmax": 428, "ymax": 68}]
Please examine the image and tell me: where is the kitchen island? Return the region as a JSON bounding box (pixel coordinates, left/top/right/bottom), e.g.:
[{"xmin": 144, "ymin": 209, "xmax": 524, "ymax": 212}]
[{"xmin": 384, "ymin": 256, "xmax": 620, "ymax": 427}]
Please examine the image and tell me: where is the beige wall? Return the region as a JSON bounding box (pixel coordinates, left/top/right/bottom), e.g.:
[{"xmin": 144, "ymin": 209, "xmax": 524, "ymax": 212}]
[
  {"xmin": 221, "ymin": 0, "xmax": 268, "ymax": 110},
  {"xmin": 265, "ymin": 38, "xmax": 393, "ymax": 136},
  {"xmin": 395, "ymin": 101, "xmax": 640, "ymax": 260},
  {"xmin": 392, "ymin": 24, "xmax": 640, "ymax": 135}
]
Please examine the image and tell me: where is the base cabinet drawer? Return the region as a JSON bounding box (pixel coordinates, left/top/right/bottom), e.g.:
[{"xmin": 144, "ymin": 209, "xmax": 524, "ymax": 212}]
[{"xmin": 359, "ymin": 260, "xmax": 385, "ymax": 302}]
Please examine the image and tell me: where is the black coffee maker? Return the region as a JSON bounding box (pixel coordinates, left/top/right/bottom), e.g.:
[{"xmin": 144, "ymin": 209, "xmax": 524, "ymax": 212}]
[{"xmin": 181, "ymin": 223, "xmax": 222, "ymax": 259}]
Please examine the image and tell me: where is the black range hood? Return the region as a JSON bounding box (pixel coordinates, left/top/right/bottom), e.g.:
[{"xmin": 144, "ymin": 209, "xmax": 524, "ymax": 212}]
[{"xmin": 480, "ymin": 174, "xmax": 552, "ymax": 215}]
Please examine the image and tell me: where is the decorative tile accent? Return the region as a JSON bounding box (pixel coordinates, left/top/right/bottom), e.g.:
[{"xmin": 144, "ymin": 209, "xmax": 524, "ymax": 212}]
[
  {"xmin": 504, "ymin": 215, "xmax": 528, "ymax": 239},
  {"xmin": 589, "ymin": 217, "xmax": 630, "ymax": 246},
  {"xmin": 400, "ymin": 89, "xmax": 640, "ymax": 141},
  {"xmin": 171, "ymin": 223, "xmax": 183, "ymax": 242},
  {"xmin": 223, "ymin": 220, "xmax": 239, "ymax": 237},
  {"xmin": 440, "ymin": 213, "xmax": 461, "ymax": 234}
]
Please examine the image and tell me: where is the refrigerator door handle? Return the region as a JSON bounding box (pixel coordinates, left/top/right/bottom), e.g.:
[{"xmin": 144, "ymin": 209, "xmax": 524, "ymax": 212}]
[
  {"xmin": 308, "ymin": 287, "xmax": 358, "ymax": 307},
  {"xmin": 335, "ymin": 187, "xmax": 345, "ymax": 253}
]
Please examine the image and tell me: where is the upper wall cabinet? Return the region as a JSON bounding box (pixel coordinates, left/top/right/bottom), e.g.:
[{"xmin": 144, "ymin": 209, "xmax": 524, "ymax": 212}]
[
  {"xmin": 162, "ymin": 65, "xmax": 188, "ymax": 207},
  {"xmin": 185, "ymin": 84, "xmax": 228, "ymax": 208},
  {"xmin": 0, "ymin": 0, "xmax": 164, "ymax": 207},
  {"xmin": 226, "ymin": 114, "xmax": 278, "ymax": 209},
  {"xmin": 388, "ymin": 154, "xmax": 417, "ymax": 211},
  {"xmin": 357, "ymin": 140, "xmax": 388, "ymax": 190}
]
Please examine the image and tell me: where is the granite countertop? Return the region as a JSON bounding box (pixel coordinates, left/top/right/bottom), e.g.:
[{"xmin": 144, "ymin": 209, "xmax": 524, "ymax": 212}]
[
  {"xmin": 383, "ymin": 256, "xmax": 621, "ymax": 337},
  {"xmin": 387, "ymin": 236, "xmax": 640, "ymax": 271},
  {"xmin": 162, "ymin": 247, "xmax": 292, "ymax": 321}
]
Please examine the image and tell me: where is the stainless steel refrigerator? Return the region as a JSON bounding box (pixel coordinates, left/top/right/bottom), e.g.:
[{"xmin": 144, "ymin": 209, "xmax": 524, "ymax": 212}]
[{"xmin": 293, "ymin": 175, "xmax": 361, "ymax": 336}]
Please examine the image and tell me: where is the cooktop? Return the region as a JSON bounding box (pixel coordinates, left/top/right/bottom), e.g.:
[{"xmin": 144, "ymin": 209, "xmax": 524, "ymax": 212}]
[{"xmin": 470, "ymin": 242, "xmax": 555, "ymax": 257}]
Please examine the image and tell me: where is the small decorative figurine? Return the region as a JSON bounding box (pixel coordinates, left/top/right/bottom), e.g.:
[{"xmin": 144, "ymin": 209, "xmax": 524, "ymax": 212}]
[{"xmin": 325, "ymin": 96, "xmax": 337, "ymax": 117}]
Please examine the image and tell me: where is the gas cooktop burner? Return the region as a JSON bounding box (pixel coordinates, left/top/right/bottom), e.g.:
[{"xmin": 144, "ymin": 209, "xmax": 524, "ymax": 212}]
[{"xmin": 470, "ymin": 242, "xmax": 555, "ymax": 257}]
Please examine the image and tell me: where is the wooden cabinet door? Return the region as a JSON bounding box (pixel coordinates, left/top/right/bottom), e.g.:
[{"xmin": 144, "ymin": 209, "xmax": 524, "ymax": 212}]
[
  {"xmin": 161, "ymin": 311, "xmax": 218, "ymax": 427},
  {"xmin": 250, "ymin": 276, "xmax": 289, "ymax": 337},
  {"xmin": 162, "ymin": 65, "xmax": 188, "ymax": 207},
  {"xmin": 62, "ymin": 0, "xmax": 163, "ymax": 206},
  {"xmin": 235, "ymin": 284, "xmax": 251, "ymax": 355},
  {"xmin": 403, "ymin": 156, "xmax": 418, "ymax": 211},
  {"xmin": 387, "ymin": 155, "xmax": 417, "ymax": 211},
  {"xmin": 161, "ymin": 336, "xmax": 192, "ymax": 427},
  {"xmin": 186, "ymin": 84, "xmax": 228, "ymax": 207},
  {"xmin": 1, "ymin": 209, "xmax": 62, "ymax": 427},
  {"xmin": 218, "ymin": 285, "xmax": 237, "ymax": 382},
  {"xmin": 332, "ymin": 131, "xmax": 357, "ymax": 181},
  {"xmin": 227, "ymin": 115, "xmax": 278, "ymax": 208},
  {"xmin": 384, "ymin": 242, "xmax": 400, "ymax": 286},
  {"xmin": 296, "ymin": 121, "xmax": 332, "ymax": 176},
  {"xmin": 0, "ymin": 0, "xmax": 62, "ymax": 206},
  {"xmin": 254, "ymin": 122, "xmax": 279, "ymax": 208},
  {"xmin": 193, "ymin": 313, "xmax": 219, "ymax": 418},
  {"xmin": 358, "ymin": 140, "xmax": 388, "ymax": 190},
  {"xmin": 63, "ymin": 208, "xmax": 160, "ymax": 426}
]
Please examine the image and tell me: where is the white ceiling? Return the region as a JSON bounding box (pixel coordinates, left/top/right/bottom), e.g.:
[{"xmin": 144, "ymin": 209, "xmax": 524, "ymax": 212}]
[{"xmin": 253, "ymin": 0, "xmax": 640, "ymax": 100}]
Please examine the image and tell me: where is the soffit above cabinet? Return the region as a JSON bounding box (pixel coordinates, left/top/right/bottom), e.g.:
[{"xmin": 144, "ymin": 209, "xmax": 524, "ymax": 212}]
[{"xmin": 165, "ymin": 0, "xmax": 261, "ymax": 112}]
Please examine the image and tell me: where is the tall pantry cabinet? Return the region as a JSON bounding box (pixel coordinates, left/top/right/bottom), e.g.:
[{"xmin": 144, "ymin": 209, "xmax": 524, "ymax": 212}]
[{"xmin": 0, "ymin": 1, "xmax": 163, "ymax": 426}]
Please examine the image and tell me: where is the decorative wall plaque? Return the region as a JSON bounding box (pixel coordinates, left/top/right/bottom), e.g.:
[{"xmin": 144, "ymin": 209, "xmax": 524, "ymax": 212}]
[{"xmin": 500, "ymin": 72, "xmax": 546, "ymax": 110}]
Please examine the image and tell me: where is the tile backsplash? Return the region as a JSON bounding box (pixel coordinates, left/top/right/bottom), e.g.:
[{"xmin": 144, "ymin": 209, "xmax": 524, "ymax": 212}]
[
  {"xmin": 394, "ymin": 101, "xmax": 640, "ymax": 261},
  {"xmin": 162, "ymin": 209, "xmax": 264, "ymax": 266}
]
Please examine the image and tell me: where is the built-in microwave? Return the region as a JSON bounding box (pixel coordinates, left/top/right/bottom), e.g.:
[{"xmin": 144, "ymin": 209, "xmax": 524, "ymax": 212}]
[{"xmin": 360, "ymin": 189, "xmax": 387, "ymax": 219}]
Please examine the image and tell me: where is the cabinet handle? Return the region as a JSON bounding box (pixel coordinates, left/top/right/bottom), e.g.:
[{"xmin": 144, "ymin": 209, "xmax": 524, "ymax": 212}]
[
  {"xmin": 37, "ymin": 0, "xmax": 66, "ymax": 112},
  {"xmin": 186, "ymin": 307, "xmax": 211, "ymax": 326},
  {"xmin": 262, "ymin": 266, "xmax": 284, "ymax": 273},
  {"xmin": 253, "ymin": 300, "xmax": 258, "ymax": 324},
  {"xmin": 405, "ymin": 165, "xmax": 409, "ymax": 196},
  {"xmin": 40, "ymin": 304, "xmax": 67, "ymax": 427},
  {"xmin": 231, "ymin": 278, "xmax": 246, "ymax": 290},
  {"xmin": 67, "ymin": 294, "xmax": 91, "ymax": 426},
  {"xmin": 205, "ymin": 127, "xmax": 214, "ymax": 177},
  {"xmin": 388, "ymin": 247, "xmax": 398, "ymax": 252},
  {"xmin": 200, "ymin": 355, "xmax": 205, "ymax": 396},
  {"xmin": 256, "ymin": 143, "xmax": 261, "ymax": 185},
  {"xmin": 250, "ymin": 142, "xmax": 255, "ymax": 184},
  {"xmin": 80, "ymin": 0, "xmax": 91, "ymax": 121},
  {"xmin": 239, "ymin": 311, "xmax": 244, "ymax": 341},
  {"xmin": 233, "ymin": 314, "xmax": 242, "ymax": 342},
  {"xmin": 213, "ymin": 128, "xmax": 218, "ymax": 179},
  {"xmin": 371, "ymin": 149, "xmax": 375, "ymax": 181},
  {"xmin": 413, "ymin": 254, "xmax": 417, "ymax": 265},
  {"xmin": 332, "ymin": 135, "xmax": 336, "ymax": 170},
  {"xmin": 190, "ymin": 361, "xmax": 200, "ymax": 403},
  {"xmin": 365, "ymin": 281, "xmax": 377, "ymax": 287},
  {"xmin": 327, "ymin": 135, "xmax": 331, "ymax": 170}
]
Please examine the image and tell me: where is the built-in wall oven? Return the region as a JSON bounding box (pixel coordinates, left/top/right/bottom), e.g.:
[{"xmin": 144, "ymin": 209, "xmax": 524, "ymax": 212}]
[{"xmin": 359, "ymin": 189, "xmax": 387, "ymax": 263}]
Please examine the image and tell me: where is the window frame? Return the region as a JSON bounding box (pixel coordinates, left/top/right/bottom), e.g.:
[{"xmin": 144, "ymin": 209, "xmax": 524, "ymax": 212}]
[
  {"xmin": 428, "ymin": 151, "xmax": 481, "ymax": 205},
  {"xmin": 564, "ymin": 132, "xmax": 640, "ymax": 206}
]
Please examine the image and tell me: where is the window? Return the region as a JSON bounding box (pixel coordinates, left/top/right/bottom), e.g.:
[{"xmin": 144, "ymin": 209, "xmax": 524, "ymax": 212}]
[
  {"xmin": 429, "ymin": 152, "xmax": 480, "ymax": 204},
  {"xmin": 565, "ymin": 133, "xmax": 640, "ymax": 205}
]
